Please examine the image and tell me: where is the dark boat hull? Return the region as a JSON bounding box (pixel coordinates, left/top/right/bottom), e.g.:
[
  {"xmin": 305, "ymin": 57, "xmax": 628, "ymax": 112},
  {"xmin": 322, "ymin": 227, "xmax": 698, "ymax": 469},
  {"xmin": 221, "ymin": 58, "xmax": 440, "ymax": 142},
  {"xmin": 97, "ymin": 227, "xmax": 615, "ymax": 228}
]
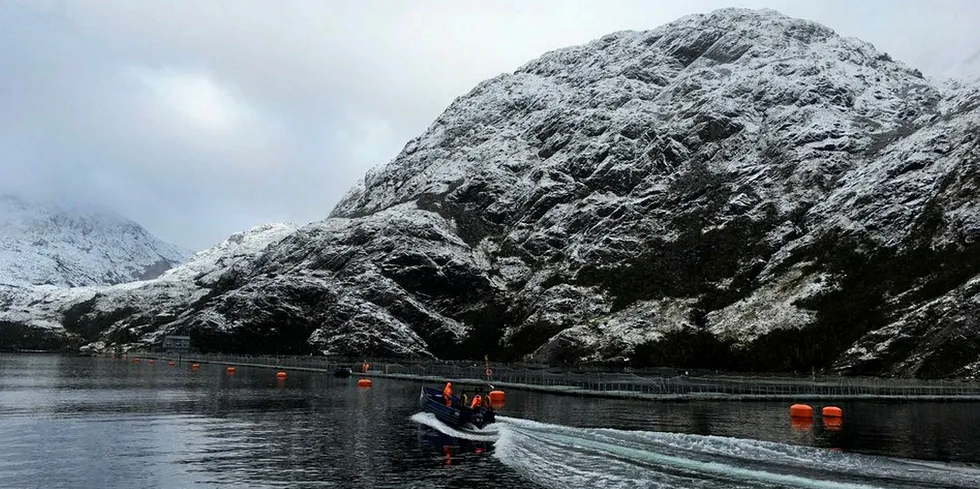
[{"xmin": 419, "ymin": 387, "xmax": 495, "ymax": 430}]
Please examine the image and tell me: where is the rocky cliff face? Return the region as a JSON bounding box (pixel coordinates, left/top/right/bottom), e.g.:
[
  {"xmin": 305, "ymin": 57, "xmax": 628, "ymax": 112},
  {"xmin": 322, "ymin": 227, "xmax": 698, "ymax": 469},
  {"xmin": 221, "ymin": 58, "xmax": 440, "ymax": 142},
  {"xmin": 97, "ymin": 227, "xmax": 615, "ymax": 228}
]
[
  {"xmin": 3, "ymin": 8, "xmax": 979, "ymax": 377},
  {"xmin": 0, "ymin": 195, "xmax": 192, "ymax": 287}
]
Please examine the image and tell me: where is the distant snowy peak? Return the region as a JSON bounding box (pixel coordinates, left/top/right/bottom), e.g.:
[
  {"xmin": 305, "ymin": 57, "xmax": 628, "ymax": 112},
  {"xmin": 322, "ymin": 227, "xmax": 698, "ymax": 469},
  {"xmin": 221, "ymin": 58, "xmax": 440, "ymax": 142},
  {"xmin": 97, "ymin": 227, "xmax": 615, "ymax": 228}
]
[{"xmin": 0, "ymin": 194, "xmax": 192, "ymax": 287}]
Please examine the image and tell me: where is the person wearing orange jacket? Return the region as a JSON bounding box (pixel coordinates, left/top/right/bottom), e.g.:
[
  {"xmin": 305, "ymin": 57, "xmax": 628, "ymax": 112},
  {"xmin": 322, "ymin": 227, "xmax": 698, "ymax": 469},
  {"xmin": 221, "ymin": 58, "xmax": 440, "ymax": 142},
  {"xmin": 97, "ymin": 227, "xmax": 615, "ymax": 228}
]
[
  {"xmin": 443, "ymin": 382, "xmax": 453, "ymax": 407},
  {"xmin": 470, "ymin": 394, "xmax": 483, "ymax": 410}
]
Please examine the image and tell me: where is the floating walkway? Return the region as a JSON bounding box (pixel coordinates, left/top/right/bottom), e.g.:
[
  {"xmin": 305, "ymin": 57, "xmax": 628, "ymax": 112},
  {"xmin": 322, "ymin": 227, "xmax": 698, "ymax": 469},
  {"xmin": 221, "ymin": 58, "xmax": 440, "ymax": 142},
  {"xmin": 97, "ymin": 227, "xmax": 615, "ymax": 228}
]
[{"xmin": 137, "ymin": 355, "xmax": 980, "ymax": 402}]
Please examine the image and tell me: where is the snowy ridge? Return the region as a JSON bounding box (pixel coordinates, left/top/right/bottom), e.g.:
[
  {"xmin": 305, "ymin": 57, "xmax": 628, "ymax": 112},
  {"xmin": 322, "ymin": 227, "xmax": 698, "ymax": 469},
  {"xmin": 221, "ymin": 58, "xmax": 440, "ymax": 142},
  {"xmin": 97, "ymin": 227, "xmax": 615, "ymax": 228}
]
[
  {"xmin": 159, "ymin": 222, "xmax": 298, "ymax": 285},
  {"xmin": 0, "ymin": 195, "xmax": 192, "ymax": 287},
  {"xmin": 4, "ymin": 8, "xmax": 980, "ymax": 376}
]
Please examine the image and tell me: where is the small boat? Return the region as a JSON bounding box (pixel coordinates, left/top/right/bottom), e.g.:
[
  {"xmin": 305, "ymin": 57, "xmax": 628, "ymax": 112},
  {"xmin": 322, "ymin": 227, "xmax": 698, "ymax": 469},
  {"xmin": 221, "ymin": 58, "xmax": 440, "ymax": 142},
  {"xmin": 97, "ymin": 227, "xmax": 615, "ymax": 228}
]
[
  {"xmin": 333, "ymin": 367, "xmax": 353, "ymax": 377},
  {"xmin": 419, "ymin": 386, "xmax": 496, "ymax": 430}
]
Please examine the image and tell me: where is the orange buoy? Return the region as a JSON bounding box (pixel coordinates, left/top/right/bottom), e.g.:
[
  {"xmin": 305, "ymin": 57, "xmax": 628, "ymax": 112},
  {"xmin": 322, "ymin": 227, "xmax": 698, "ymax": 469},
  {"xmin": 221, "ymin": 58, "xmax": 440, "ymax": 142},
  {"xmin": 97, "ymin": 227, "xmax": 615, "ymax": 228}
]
[
  {"xmin": 822, "ymin": 406, "xmax": 843, "ymax": 418},
  {"xmin": 226, "ymin": 367, "xmax": 236, "ymax": 374},
  {"xmin": 167, "ymin": 361, "xmax": 175, "ymax": 366},
  {"xmin": 276, "ymin": 371, "xmax": 288, "ymax": 379},
  {"xmin": 191, "ymin": 363, "xmax": 200, "ymax": 369},
  {"xmin": 789, "ymin": 404, "xmax": 814, "ymax": 418},
  {"xmin": 357, "ymin": 378, "xmax": 372, "ymax": 388},
  {"xmin": 488, "ymin": 390, "xmax": 506, "ymax": 408}
]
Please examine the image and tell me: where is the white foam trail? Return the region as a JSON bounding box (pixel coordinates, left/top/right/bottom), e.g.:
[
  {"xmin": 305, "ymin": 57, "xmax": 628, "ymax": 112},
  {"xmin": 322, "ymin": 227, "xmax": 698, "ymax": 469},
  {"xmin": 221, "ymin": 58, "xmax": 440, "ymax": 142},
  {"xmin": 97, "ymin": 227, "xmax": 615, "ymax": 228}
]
[
  {"xmin": 408, "ymin": 412, "xmax": 499, "ymax": 442},
  {"xmin": 491, "ymin": 416, "xmax": 980, "ymax": 489}
]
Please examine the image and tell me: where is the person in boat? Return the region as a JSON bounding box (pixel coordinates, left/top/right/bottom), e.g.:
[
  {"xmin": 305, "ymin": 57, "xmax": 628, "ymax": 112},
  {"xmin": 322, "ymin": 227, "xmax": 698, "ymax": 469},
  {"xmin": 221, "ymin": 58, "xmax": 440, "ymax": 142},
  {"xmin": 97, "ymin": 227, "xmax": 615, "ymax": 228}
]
[
  {"xmin": 460, "ymin": 391, "xmax": 469, "ymax": 409},
  {"xmin": 470, "ymin": 394, "xmax": 482, "ymax": 410},
  {"xmin": 443, "ymin": 382, "xmax": 453, "ymax": 407}
]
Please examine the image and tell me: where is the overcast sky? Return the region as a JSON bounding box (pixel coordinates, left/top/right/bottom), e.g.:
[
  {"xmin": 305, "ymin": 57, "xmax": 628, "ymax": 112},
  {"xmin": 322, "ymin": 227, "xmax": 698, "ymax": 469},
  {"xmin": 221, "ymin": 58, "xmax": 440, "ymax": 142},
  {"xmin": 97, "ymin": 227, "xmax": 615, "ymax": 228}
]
[{"xmin": 2, "ymin": 0, "xmax": 979, "ymax": 250}]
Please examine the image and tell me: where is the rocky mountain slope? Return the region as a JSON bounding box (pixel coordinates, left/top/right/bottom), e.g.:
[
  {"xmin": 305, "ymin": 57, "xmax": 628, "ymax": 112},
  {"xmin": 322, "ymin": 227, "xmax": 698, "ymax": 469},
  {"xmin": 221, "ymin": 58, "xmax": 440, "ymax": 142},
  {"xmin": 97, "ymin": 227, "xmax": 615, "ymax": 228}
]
[
  {"xmin": 0, "ymin": 195, "xmax": 192, "ymax": 287},
  {"xmin": 3, "ymin": 8, "xmax": 978, "ymax": 377}
]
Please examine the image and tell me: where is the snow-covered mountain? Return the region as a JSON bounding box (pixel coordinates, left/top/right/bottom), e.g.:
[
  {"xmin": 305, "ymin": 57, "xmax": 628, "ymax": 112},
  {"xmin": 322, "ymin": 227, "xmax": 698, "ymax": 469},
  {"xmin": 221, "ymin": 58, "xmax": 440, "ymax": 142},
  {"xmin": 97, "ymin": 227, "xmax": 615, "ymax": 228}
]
[
  {"xmin": 0, "ymin": 195, "xmax": 192, "ymax": 287},
  {"xmin": 3, "ymin": 8, "xmax": 979, "ymax": 377}
]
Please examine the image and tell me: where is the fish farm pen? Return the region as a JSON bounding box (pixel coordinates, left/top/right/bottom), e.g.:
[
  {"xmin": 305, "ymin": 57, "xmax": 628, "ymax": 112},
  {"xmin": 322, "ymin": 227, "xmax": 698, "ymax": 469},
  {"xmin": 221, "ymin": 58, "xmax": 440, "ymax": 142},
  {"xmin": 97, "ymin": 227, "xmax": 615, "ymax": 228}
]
[{"xmin": 132, "ymin": 353, "xmax": 980, "ymax": 401}]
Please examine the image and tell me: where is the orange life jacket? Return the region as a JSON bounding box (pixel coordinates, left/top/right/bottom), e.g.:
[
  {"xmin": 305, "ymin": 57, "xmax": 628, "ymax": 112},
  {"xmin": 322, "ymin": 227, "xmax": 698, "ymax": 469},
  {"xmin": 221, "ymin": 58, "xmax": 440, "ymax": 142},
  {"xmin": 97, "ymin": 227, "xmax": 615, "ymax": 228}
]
[
  {"xmin": 470, "ymin": 395, "xmax": 482, "ymax": 409},
  {"xmin": 443, "ymin": 383, "xmax": 453, "ymax": 405}
]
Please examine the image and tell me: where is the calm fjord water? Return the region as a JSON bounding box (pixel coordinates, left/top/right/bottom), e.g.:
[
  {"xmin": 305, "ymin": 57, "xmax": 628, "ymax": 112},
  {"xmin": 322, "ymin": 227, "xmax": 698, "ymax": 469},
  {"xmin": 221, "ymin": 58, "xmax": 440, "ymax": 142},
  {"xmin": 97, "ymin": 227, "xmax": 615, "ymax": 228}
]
[{"xmin": 2, "ymin": 354, "xmax": 980, "ymax": 488}]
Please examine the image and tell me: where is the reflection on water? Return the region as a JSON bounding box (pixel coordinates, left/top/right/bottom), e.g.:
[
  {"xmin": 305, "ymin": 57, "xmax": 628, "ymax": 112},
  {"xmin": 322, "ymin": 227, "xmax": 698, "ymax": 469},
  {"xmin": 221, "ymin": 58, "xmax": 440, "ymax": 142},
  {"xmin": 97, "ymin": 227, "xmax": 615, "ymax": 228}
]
[
  {"xmin": 1, "ymin": 354, "xmax": 979, "ymax": 488},
  {"xmin": 416, "ymin": 427, "xmax": 493, "ymax": 467}
]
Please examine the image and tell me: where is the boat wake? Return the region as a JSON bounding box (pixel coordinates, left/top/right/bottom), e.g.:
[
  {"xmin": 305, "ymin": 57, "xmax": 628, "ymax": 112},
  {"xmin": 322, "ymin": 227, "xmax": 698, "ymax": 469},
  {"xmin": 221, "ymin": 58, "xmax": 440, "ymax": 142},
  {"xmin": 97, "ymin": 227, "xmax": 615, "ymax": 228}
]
[
  {"xmin": 411, "ymin": 412, "xmax": 980, "ymax": 488},
  {"xmin": 409, "ymin": 412, "xmax": 499, "ymax": 442}
]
